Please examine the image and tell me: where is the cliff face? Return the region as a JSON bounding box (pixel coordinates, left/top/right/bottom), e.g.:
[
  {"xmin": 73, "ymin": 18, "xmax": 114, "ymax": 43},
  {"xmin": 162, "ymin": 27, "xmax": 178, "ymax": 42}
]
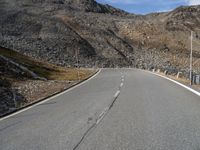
[{"xmin": 0, "ymin": 0, "xmax": 200, "ymax": 71}]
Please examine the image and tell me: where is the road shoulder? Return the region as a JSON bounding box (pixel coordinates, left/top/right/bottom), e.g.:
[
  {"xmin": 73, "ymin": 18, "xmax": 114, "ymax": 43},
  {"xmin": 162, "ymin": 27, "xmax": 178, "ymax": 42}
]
[{"xmin": 146, "ymin": 70, "xmax": 200, "ymax": 97}]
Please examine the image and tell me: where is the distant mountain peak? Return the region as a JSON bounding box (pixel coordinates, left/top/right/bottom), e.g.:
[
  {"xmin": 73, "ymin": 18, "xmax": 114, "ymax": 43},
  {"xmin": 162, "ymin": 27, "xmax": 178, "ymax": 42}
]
[{"xmin": 64, "ymin": 0, "xmax": 128, "ymax": 15}]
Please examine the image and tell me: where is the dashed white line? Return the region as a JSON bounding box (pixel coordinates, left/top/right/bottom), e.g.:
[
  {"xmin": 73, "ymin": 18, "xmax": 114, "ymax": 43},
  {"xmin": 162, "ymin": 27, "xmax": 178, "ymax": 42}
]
[
  {"xmin": 120, "ymin": 82, "xmax": 124, "ymax": 88},
  {"xmin": 114, "ymin": 90, "xmax": 120, "ymax": 98},
  {"xmin": 96, "ymin": 107, "xmax": 109, "ymax": 125}
]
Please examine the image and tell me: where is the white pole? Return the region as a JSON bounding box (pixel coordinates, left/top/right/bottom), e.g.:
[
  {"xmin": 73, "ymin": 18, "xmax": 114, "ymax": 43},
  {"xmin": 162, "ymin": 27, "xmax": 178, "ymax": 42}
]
[
  {"xmin": 190, "ymin": 31, "xmax": 193, "ymax": 85},
  {"xmin": 76, "ymin": 49, "xmax": 80, "ymax": 81}
]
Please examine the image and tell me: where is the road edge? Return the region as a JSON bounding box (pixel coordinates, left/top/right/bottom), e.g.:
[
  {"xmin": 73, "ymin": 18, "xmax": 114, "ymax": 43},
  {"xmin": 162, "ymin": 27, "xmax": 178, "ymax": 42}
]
[
  {"xmin": 0, "ymin": 69, "xmax": 101, "ymax": 122},
  {"xmin": 146, "ymin": 70, "xmax": 200, "ymax": 97}
]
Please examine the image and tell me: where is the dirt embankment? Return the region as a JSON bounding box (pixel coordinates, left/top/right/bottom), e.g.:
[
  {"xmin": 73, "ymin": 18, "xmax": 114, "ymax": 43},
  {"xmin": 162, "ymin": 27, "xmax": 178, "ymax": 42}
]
[{"xmin": 0, "ymin": 47, "xmax": 95, "ymax": 117}]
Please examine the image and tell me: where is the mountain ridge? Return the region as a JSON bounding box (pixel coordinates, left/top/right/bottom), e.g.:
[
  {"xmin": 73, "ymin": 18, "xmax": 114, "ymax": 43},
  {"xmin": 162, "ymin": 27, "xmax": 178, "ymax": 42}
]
[{"xmin": 0, "ymin": 0, "xmax": 200, "ymax": 72}]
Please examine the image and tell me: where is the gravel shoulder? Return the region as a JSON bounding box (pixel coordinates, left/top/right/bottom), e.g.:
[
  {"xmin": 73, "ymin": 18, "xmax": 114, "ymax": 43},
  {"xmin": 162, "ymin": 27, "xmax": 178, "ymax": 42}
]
[{"xmin": 12, "ymin": 80, "xmax": 77, "ymax": 105}]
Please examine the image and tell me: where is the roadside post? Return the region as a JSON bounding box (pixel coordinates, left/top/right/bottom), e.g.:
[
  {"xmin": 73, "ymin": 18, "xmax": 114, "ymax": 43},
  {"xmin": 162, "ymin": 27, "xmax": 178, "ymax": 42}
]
[{"xmin": 190, "ymin": 31, "xmax": 193, "ymax": 85}]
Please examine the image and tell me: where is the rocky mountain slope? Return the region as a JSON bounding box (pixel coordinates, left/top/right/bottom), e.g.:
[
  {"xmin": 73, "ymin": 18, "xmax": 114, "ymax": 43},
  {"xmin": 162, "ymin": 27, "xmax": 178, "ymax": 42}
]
[
  {"xmin": 118, "ymin": 5, "xmax": 200, "ymax": 73},
  {"xmin": 0, "ymin": 0, "xmax": 200, "ymax": 73}
]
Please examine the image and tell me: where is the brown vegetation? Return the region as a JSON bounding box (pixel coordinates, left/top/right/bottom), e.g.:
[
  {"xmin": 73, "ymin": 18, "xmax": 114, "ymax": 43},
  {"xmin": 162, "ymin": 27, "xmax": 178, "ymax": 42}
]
[{"xmin": 0, "ymin": 46, "xmax": 95, "ymax": 116}]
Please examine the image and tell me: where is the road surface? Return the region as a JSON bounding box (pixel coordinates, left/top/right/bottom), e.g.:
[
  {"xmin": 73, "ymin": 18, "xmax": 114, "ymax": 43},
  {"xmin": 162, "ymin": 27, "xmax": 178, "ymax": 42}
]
[{"xmin": 0, "ymin": 69, "xmax": 200, "ymax": 150}]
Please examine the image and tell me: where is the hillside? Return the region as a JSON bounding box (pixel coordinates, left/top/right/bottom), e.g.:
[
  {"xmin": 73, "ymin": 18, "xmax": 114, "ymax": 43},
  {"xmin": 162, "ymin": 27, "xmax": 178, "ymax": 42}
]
[
  {"xmin": 0, "ymin": 0, "xmax": 136, "ymax": 68},
  {"xmin": 0, "ymin": 46, "xmax": 94, "ymax": 116},
  {"xmin": 117, "ymin": 5, "xmax": 200, "ymax": 73},
  {"xmin": 0, "ymin": 0, "xmax": 200, "ymax": 73}
]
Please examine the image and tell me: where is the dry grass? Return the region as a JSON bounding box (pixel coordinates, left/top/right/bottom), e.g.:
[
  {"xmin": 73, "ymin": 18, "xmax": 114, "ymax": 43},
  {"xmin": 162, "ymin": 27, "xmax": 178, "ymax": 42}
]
[
  {"xmin": 158, "ymin": 72, "xmax": 189, "ymax": 84},
  {"xmin": 0, "ymin": 47, "xmax": 95, "ymax": 80}
]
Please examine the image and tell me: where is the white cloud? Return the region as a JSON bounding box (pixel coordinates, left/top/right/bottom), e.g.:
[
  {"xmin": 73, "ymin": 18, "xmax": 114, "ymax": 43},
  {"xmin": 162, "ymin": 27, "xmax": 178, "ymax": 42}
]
[{"xmin": 186, "ymin": 0, "xmax": 200, "ymax": 5}]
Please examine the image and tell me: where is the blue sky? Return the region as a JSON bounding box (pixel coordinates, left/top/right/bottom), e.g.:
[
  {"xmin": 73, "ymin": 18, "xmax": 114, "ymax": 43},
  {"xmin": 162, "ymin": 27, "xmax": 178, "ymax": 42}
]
[{"xmin": 96, "ymin": 0, "xmax": 200, "ymax": 14}]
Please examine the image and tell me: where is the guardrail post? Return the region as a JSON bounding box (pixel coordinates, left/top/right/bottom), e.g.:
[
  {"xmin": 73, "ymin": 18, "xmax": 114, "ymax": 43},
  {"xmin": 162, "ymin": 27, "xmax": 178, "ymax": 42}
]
[
  {"xmin": 192, "ymin": 74, "xmax": 196, "ymax": 85},
  {"xmin": 164, "ymin": 70, "xmax": 168, "ymax": 75},
  {"xmin": 176, "ymin": 72, "xmax": 182, "ymax": 78},
  {"xmin": 197, "ymin": 75, "xmax": 200, "ymax": 85}
]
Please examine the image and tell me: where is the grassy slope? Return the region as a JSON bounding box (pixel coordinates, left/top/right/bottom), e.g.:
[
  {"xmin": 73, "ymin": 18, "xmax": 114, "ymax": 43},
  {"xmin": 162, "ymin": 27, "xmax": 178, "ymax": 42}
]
[{"xmin": 0, "ymin": 47, "xmax": 94, "ymax": 80}]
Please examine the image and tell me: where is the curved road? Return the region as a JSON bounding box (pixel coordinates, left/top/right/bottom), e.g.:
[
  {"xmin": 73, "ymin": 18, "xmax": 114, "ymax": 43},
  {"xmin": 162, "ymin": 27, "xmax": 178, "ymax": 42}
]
[{"xmin": 0, "ymin": 69, "xmax": 200, "ymax": 150}]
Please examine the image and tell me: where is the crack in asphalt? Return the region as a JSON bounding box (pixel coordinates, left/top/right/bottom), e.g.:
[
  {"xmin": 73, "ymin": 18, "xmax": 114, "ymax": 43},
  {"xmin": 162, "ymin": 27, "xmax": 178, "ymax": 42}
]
[{"xmin": 72, "ymin": 75, "xmax": 125, "ymax": 150}]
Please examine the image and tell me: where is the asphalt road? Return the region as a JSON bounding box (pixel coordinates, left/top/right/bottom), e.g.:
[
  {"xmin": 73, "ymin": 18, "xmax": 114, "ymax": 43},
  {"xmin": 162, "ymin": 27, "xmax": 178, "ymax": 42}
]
[{"xmin": 0, "ymin": 69, "xmax": 200, "ymax": 150}]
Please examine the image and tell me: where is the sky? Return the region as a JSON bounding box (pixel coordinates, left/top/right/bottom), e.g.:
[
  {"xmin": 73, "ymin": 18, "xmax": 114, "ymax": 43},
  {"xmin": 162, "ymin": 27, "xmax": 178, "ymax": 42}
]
[{"xmin": 96, "ymin": 0, "xmax": 200, "ymax": 14}]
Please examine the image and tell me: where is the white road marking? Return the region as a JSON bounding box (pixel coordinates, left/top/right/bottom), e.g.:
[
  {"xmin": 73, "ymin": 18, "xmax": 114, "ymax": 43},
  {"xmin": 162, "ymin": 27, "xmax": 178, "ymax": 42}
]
[
  {"xmin": 121, "ymin": 75, "xmax": 125, "ymax": 82},
  {"xmin": 0, "ymin": 69, "xmax": 102, "ymax": 122},
  {"xmin": 147, "ymin": 71, "xmax": 200, "ymax": 97},
  {"xmin": 114, "ymin": 90, "xmax": 120, "ymax": 98},
  {"xmin": 96, "ymin": 73, "xmax": 125, "ymax": 125},
  {"xmin": 120, "ymin": 82, "xmax": 124, "ymax": 88},
  {"xmin": 96, "ymin": 107, "xmax": 109, "ymax": 125}
]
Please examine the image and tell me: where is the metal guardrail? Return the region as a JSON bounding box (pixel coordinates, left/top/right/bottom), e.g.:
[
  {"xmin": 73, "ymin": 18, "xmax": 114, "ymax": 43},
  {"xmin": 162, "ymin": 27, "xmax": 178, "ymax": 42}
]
[{"xmin": 193, "ymin": 74, "xmax": 200, "ymax": 85}]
